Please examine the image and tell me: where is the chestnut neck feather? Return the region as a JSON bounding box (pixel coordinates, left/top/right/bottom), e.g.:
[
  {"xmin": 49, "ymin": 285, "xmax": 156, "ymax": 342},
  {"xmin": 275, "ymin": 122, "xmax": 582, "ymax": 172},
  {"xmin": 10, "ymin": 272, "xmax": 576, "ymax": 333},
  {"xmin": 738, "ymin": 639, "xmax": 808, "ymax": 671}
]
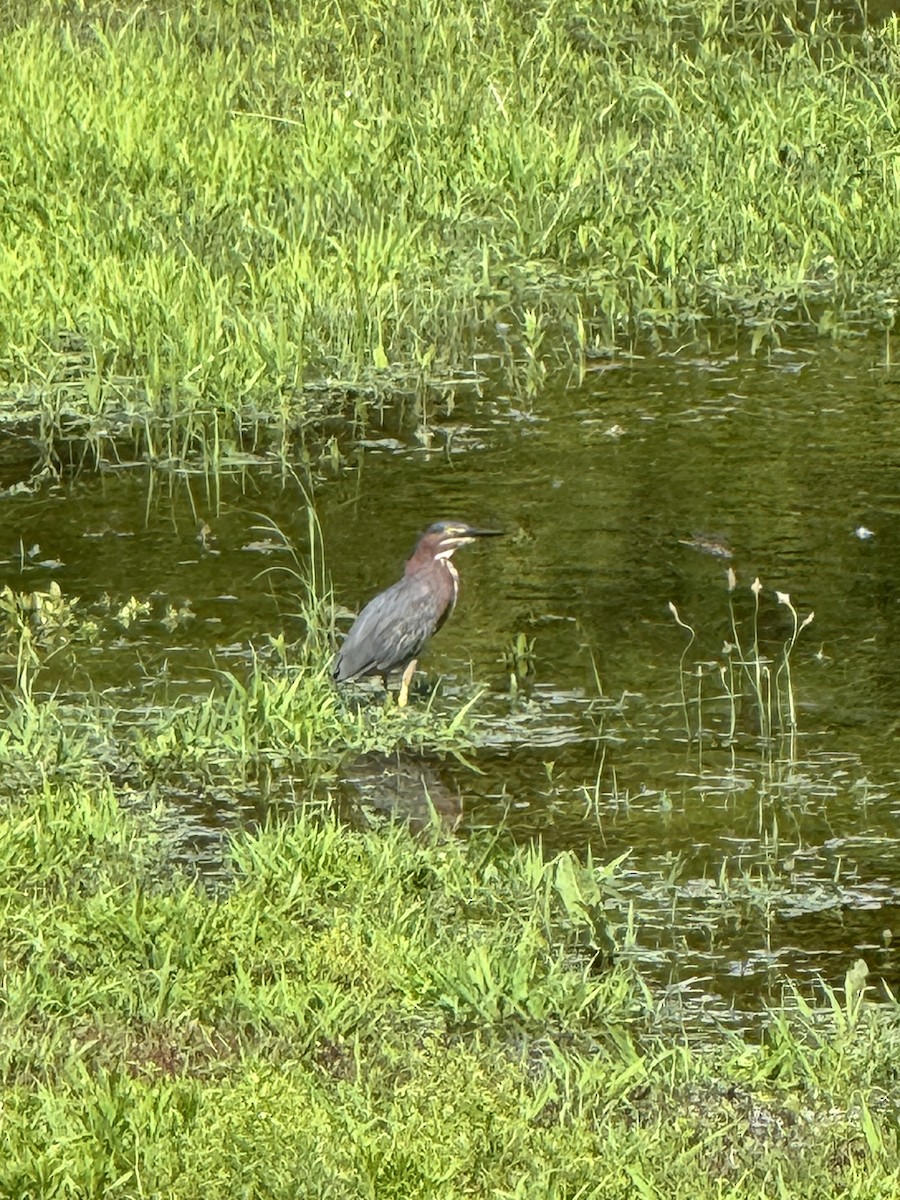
[{"xmin": 404, "ymin": 534, "xmax": 451, "ymax": 576}]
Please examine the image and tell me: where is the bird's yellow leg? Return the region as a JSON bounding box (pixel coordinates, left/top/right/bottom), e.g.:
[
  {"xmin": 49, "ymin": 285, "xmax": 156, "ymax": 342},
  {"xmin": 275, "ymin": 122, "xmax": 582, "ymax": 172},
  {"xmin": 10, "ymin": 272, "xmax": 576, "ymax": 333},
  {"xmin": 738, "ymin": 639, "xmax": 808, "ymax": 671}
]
[{"xmin": 398, "ymin": 659, "xmax": 417, "ymax": 708}]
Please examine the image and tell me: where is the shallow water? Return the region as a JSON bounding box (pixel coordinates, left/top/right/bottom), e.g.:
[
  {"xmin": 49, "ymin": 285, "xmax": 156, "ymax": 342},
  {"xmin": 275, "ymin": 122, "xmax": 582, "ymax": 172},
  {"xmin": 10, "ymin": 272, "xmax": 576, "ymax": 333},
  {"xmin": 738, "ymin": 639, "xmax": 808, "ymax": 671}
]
[{"xmin": 3, "ymin": 330, "xmax": 900, "ymax": 1027}]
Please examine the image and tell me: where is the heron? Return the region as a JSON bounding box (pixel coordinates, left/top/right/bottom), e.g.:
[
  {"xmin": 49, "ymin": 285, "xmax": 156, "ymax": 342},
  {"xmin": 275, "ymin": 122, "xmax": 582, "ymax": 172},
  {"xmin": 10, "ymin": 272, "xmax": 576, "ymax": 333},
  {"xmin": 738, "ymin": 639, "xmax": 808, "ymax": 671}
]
[{"xmin": 334, "ymin": 519, "xmax": 502, "ymax": 706}]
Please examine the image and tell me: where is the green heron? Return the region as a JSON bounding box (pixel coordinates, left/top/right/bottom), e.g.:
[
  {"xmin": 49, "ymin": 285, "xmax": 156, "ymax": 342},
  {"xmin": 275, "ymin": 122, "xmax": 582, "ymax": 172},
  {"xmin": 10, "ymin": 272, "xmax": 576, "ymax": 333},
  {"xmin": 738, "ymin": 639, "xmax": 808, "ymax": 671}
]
[{"xmin": 334, "ymin": 519, "xmax": 503, "ymax": 706}]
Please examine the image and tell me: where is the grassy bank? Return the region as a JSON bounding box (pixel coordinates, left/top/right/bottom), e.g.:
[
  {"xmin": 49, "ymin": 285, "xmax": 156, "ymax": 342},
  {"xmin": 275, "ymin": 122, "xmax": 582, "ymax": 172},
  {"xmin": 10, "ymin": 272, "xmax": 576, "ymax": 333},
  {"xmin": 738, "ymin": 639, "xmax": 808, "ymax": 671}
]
[
  {"xmin": 2, "ymin": 1, "xmax": 900, "ymax": 459},
  {"xmin": 0, "ymin": 781, "xmax": 897, "ymax": 1199}
]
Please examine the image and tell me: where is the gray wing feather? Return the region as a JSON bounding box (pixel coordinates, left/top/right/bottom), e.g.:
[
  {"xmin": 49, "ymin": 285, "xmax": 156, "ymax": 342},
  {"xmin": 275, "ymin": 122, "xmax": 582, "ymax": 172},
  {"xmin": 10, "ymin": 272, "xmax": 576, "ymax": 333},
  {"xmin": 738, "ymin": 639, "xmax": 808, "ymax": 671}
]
[{"xmin": 334, "ymin": 575, "xmax": 443, "ymax": 681}]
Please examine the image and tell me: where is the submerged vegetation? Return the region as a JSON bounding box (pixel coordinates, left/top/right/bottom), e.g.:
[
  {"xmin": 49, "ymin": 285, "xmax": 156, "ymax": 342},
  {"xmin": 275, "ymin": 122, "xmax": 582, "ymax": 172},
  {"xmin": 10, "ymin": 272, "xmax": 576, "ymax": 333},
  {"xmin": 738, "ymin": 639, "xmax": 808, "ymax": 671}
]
[{"xmin": 2, "ymin": 0, "xmax": 900, "ymax": 459}]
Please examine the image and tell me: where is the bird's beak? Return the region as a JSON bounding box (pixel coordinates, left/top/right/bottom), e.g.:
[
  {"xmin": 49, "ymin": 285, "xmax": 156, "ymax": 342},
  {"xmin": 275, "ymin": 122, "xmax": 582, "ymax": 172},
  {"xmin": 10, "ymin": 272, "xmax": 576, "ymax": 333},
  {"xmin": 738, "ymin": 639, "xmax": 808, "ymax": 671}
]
[
  {"xmin": 462, "ymin": 526, "xmax": 504, "ymax": 539},
  {"xmin": 437, "ymin": 523, "xmax": 504, "ymax": 552},
  {"xmin": 454, "ymin": 526, "xmax": 504, "ymax": 548}
]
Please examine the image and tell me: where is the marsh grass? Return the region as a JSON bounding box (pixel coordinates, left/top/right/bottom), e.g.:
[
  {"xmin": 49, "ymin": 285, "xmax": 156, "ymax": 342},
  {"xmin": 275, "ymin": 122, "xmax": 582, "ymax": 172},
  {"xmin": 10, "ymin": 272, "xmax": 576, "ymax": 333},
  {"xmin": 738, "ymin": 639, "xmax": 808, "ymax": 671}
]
[
  {"xmin": 1, "ymin": 781, "xmax": 898, "ymax": 1197},
  {"xmin": 670, "ymin": 571, "xmax": 815, "ymax": 746},
  {"xmin": 0, "ymin": 612, "xmax": 494, "ymax": 797},
  {"xmin": 4, "ymin": 2, "xmax": 900, "ymax": 459},
  {"xmin": 125, "ymin": 506, "xmax": 495, "ymax": 775}
]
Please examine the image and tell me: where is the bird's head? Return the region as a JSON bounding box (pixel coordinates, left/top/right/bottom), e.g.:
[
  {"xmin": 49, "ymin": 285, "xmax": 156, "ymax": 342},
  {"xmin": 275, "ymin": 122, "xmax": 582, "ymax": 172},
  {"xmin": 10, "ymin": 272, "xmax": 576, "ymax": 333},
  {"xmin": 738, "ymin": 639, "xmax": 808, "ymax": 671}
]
[{"xmin": 412, "ymin": 519, "xmax": 503, "ymax": 565}]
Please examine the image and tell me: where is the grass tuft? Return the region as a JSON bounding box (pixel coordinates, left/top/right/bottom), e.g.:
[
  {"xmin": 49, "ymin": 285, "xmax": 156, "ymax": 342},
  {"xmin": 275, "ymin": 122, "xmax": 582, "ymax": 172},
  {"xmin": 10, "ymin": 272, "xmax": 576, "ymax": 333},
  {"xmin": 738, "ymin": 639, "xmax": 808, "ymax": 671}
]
[
  {"xmin": 670, "ymin": 570, "xmax": 815, "ymax": 745},
  {"xmin": 3, "ymin": 3, "xmax": 900, "ymax": 458}
]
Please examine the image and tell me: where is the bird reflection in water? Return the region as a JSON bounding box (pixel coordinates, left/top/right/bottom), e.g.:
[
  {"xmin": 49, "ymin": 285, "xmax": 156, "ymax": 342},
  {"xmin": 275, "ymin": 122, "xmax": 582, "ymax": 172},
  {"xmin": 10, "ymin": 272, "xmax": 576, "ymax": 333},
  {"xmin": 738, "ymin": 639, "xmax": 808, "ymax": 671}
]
[{"xmin": 339, "ymin": 751, "xmax": 463, "ymax": 833}]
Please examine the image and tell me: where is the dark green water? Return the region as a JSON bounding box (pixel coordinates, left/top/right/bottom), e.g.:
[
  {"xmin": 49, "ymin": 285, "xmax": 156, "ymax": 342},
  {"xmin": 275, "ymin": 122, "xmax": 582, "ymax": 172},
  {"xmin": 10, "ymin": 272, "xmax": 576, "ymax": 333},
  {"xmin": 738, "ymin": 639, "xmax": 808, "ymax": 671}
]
[{"xmin": 3, "ymin": 332, "xmax": 900, "ymax": 1027}]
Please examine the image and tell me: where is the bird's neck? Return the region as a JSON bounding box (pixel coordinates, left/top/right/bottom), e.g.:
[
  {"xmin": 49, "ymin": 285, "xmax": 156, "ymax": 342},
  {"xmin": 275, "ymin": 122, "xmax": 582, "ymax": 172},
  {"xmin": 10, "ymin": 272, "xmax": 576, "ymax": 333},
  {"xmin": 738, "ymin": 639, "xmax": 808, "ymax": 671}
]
[
  {"xmin": 404, "ymin": 551, "xmax": 460, "ymax": 610},
  {"xmin": 405, "ymin": 546, "xmax": 455, "ymax": 575}
]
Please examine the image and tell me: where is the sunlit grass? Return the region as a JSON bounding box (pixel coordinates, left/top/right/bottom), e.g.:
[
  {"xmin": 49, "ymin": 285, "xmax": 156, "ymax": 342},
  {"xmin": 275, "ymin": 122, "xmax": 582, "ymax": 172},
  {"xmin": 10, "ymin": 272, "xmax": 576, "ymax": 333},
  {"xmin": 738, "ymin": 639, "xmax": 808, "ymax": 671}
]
[
  {"xmin": 0, "ymin": 780, "xmax": 898, "ymax": 1197},
  {"xmin": 2, "ymin": 2, "xmax": 900, "ymax": 459}
]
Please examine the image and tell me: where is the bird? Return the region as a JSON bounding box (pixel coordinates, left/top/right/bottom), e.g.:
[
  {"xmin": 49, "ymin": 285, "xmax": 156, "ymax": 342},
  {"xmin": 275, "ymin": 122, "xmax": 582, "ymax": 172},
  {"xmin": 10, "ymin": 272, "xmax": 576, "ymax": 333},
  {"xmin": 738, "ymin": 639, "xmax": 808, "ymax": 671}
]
[{"xmin": 333, "ymin": 519, "xmax": 503, "ymax": 706}]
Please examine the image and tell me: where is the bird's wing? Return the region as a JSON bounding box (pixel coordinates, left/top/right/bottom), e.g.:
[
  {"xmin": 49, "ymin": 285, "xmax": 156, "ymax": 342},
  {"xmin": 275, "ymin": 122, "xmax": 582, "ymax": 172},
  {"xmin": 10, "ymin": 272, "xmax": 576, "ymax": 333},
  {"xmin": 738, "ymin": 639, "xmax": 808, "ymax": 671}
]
[
  {"xmin": 334, "ymin": 575, "xmax": 444, "ymax": 681},
  {"xmin": 333, "ymin": 573, "xmax": 446, "ymax": 681}
]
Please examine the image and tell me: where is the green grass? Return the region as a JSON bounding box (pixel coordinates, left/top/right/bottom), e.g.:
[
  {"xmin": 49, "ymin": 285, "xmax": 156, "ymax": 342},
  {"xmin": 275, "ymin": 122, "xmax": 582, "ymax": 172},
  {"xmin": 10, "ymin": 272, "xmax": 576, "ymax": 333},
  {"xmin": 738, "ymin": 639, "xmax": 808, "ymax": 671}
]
[
  {"xmin": 0, "ymin": 558, "xmax": 498, "ymax": 787},
  {"xmin": 4, "ymin": 8, "xmax": 900, "ymax": 1190},
  {"xmin": 0, "ymin": 781, "xmax": 898, "ymax": 1198},
  {"xmin": 2, "ymin": 1, "xmax": 900, "ymax": 460}
]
